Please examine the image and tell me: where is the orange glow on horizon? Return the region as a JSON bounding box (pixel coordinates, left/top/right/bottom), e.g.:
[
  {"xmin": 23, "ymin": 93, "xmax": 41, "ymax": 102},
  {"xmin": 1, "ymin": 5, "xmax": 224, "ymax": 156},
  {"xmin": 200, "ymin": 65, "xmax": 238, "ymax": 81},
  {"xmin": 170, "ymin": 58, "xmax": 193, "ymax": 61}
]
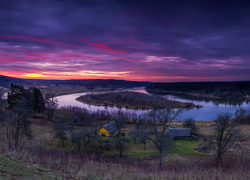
[
  {"xmin": 1, "ymin": 71, "xmax": 228, "ymax": 82},
  {"xmin": 21, "ymin": 73, "xmax": 46, "ymax": 78}
]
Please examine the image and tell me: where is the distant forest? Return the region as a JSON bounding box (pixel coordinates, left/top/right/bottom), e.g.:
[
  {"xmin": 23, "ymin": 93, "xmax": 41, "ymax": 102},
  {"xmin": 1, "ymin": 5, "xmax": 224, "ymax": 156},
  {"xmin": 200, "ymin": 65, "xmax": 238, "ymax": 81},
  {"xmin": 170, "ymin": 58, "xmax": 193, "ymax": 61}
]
[
  {"xmin": 146, "ymin": 81, "xmax": 250, "ymax": 99},
  {"xmin": 0, "ymin": 75, "xmax": 150, "ymax": 89}
]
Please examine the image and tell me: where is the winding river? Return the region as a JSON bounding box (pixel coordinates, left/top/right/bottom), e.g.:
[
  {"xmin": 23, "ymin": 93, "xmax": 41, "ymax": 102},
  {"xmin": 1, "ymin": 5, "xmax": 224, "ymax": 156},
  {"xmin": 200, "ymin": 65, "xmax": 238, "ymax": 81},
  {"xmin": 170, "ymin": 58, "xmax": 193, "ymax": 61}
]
[{"xmin": 56, "ymin": 87, "xmax": 250, "ymax": 121}]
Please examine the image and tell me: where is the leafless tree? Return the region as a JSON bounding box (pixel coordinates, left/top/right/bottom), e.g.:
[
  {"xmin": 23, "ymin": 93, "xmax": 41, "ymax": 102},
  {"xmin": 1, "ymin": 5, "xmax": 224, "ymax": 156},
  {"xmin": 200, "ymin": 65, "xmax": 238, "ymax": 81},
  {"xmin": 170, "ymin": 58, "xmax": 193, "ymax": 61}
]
[
  {"xmin": 52, "ymin": 118, "xmax": 68, "ymax": 148},
  {"xmin": 130, "ymin": 115, "xmax": 149, "ymax": 150},
  {"xmin": 112, "ymin": 109, "xmax": 129, "ymax": 158},
  {"xmin": 183, "ymin": 118, "xmax": 199, "ymax": 135},
  {"xmin": 146, "ymin": 107, "xmax": 183, "ymax": 168},
  {"xmin": 234, "ymin": 108, "xmax": 250, "ymax": 124},
  {"xmin": 1, "ymin": 84, "xmax": 34, "ymax": 151},
  {"xmin": 3, "ymin": 97, "xmax": 32, "ymax": 151},
  {"xmin": 45, "ymin": 93, "xmax": 58, "ymax": 120},
  {"xmin": 0, "ymin": 88, "xmax": 6, "ymax": 122},
  {"xmin": 213, "ymin": 112, "xmax": 242, "ymax": 160}
]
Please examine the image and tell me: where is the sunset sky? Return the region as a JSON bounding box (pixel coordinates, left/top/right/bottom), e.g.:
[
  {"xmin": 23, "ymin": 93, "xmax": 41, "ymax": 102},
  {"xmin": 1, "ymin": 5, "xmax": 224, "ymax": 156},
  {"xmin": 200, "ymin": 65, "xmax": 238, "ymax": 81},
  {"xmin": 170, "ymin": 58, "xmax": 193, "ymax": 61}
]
[{"xmin": 0, "ymin": 0, "xmax": 250, "ymax": 82}]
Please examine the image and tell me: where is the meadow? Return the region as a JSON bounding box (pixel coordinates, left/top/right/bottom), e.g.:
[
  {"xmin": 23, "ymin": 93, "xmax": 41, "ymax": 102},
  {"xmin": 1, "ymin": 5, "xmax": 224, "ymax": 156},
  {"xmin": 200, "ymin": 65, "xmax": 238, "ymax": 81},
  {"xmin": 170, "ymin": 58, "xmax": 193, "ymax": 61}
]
[{"xmin": 1, "ymin": 113, "xmax": 250, "ymax": 179}]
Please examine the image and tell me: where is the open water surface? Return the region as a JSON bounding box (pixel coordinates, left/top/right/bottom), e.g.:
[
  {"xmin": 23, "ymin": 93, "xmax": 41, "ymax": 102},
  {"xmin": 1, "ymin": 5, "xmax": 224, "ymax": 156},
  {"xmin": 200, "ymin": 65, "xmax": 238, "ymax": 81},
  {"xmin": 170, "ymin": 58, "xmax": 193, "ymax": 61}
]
[{"xmin": 56, "ymin": 87, "xmax": 250, "ymax": 120}]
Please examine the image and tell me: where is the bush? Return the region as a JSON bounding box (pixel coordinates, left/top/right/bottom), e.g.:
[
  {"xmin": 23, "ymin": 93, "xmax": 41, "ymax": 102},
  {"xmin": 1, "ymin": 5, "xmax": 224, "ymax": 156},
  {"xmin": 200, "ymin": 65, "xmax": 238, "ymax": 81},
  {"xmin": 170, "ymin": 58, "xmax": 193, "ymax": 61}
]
[
  {"xmin": 234, "ymin": 108, "xmax": 250, "ymax": 124},
  {"xmin": 183, "ymin": 118, "xmax": 199, "ymax": 135}
]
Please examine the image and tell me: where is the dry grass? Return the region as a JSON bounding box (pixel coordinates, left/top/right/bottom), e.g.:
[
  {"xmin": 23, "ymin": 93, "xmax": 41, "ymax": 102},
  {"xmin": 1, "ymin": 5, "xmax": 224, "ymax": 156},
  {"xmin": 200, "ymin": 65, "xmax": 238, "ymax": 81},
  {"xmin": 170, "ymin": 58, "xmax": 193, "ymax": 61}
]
[
  {"xmin": 25, "ymin": 85, "xmax": 89, "ymax": 97},
  {"xmin": 1, "ymin": 118, "xmax": 250, "ymax": 179},
  {"xmin": 6, "ymin": 149, "xmax": 250, "ymax": 180},
  {"xmin": 25, "ymin": 84, "xmax": 123, "ymax": 97}
]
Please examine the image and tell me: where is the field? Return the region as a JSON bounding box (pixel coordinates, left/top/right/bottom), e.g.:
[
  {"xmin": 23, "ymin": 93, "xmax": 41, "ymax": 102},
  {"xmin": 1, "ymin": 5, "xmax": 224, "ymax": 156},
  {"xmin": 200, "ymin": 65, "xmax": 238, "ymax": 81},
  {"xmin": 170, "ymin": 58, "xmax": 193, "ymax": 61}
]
[
  {"xmin": 1, "ymin": 115, "xmax": 250, "ymax": 179},
  {"xmin": 24, "ymin": 84, "xmax": 124, "ymax": 97},
  {"xmin": 0, "ymin": 86, "xmax": 9, "ymax": 93},
  {"xmin": 0, "ymin": 154, "xmax": 63, "ymax": 179}
]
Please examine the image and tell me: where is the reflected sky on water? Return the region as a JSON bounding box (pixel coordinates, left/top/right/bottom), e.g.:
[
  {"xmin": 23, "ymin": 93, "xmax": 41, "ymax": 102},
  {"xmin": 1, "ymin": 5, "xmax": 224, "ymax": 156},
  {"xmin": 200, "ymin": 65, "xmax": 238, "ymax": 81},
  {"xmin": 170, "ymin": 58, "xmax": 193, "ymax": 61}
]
[{"xmin": 56, "ymin": 87, "xmax": 250, "ymax": 121}]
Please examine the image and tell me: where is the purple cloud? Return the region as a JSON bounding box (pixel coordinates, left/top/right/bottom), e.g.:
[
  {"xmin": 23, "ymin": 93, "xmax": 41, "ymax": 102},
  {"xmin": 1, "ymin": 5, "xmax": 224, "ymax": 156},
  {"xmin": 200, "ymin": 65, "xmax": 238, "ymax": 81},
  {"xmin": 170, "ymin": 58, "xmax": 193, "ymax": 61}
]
[{"xmin": 0, "ymin": 0, "xmax": 250, "ymax": 81}]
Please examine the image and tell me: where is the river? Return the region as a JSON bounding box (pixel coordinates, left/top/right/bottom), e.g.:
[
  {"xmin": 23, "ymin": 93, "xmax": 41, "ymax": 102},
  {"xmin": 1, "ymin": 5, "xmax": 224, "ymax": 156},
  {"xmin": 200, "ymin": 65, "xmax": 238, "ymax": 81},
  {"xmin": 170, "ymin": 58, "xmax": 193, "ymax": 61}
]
[{"xmin": 56, "ymin": 87, "xmax": 250, "ymax": 121}]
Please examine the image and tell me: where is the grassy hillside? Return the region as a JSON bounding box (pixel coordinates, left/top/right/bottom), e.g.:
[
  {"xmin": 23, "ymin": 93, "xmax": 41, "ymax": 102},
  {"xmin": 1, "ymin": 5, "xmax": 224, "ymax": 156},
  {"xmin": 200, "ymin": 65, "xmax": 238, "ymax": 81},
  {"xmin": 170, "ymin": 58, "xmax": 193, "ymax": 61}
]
[
  {"xmin": 0, "ymin": 154, "xmax": 62, "ymax": 179},
  {"xmin": 1, "ymin": 120, "xmax": 249, "ymax": 179}
]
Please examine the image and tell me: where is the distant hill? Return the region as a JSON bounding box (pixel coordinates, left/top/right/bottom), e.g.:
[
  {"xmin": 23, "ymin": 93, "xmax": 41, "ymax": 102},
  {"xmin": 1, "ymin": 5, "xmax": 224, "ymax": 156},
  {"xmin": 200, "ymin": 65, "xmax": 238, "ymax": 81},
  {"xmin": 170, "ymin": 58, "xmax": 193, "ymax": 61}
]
[
  {"xmin": 146, "ymin": 81, "xmax": 250, "ymax": 99},
  {"xmin": 0, "ymin": 75, "xmax": 27, "ymax": 88},
  {"xmin": 0, "ymin": 75, "xmax": 150, "ymax": 89}
]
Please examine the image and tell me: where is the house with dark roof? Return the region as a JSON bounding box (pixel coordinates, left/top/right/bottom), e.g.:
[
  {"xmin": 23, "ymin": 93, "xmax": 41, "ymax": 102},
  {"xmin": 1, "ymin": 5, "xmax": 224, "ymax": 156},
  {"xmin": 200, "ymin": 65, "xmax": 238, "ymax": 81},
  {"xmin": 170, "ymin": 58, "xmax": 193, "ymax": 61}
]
[
  {"xmin": 97, "ymin": 121, "xmax": 118, "ymax": 136},
  {"xmin": 167, "ymin": 128, "xmax": 197, "ymax": 140}
]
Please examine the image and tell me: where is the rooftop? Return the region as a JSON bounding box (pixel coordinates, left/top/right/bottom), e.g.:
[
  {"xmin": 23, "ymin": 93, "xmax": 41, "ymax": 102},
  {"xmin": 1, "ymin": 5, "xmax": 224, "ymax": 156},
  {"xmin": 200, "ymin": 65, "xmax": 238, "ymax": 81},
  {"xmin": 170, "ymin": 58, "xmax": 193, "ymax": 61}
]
[
  {"xmin": 103, "ymin": 121, "xmax": 118, "ymax": 133},
  {"xmin": 169, "ymin": 128, "xmax": 191, "ymax": 137}
]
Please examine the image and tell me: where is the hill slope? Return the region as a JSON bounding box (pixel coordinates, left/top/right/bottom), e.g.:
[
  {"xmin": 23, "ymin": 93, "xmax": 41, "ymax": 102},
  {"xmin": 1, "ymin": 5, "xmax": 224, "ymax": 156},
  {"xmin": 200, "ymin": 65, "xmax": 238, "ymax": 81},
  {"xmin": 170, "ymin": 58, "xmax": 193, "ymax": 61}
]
[{"xmin": 0, "ymin": 75, "xmax": 150, "ymax": 89}]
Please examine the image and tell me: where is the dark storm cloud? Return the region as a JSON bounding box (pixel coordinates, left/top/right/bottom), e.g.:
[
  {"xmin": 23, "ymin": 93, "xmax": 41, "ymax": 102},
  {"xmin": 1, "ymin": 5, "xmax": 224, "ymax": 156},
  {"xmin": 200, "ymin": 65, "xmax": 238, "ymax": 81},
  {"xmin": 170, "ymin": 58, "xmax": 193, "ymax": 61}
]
[{"xmin": 0, "ymin": 0, "xmax": 250, "ymax": 81}]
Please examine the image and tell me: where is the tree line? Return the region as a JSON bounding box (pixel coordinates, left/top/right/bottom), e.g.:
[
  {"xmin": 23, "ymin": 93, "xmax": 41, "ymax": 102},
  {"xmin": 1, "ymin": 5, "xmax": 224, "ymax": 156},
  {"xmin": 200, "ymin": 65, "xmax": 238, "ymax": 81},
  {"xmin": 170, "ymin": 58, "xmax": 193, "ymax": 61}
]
[
  {"xmin": 146, "ymin": 81, "xmax": 250, "ymax": 99},
  {"xmin": 0, "ymin": 74, "xmax": 150, "ymax": 89}
]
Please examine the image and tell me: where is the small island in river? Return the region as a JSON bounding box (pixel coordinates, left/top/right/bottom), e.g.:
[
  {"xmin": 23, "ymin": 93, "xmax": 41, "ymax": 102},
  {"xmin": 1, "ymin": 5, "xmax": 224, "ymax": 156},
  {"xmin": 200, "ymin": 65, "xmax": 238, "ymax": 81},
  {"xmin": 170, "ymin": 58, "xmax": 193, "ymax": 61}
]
[{"xmin": 76, "ymin": 91, "xmax": 202, "ymax": 109}]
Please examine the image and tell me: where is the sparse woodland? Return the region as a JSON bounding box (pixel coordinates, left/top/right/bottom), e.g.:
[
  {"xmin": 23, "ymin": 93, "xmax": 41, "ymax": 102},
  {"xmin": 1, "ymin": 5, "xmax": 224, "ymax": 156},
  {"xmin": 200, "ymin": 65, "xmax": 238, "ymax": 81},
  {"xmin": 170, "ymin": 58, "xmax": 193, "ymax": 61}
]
[{"xmin": 0, "ymin": 84, "xmax": 250, "ymax": 179}]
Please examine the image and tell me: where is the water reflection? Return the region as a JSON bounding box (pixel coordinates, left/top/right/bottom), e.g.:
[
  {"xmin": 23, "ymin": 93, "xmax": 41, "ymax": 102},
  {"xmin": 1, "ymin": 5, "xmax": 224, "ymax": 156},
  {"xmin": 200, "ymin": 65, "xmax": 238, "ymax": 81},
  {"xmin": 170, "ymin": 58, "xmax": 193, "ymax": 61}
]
[
  {"xmin": 2, "ymin": 93, "xmax": 7, "ymax": 99},
  {"xmin": 56, "ymin": 91, "xmax": 149, "ymax": 116},
  {"xmin": 56, "ymin": 87, "xmax": 250, "ymax": 121},
  {"xmin": 146, "ymin": 91, "xmax": 248, "ymax": 107}
]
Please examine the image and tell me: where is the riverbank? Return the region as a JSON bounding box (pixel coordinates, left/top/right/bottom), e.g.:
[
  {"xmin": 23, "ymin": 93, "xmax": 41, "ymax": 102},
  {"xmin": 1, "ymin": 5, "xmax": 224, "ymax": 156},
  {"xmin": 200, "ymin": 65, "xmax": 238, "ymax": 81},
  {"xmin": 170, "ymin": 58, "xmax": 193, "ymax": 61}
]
[
  {"xmin": 76, "ymin": 91, "xmax": 202, "ymax": 110},
  {"xmin": 146, "ymin": 89, "xmax": 250, "ymax": 100},
  {"xmin": 146, "ymin": 81, "xmax": 250, "ymax": 100}
]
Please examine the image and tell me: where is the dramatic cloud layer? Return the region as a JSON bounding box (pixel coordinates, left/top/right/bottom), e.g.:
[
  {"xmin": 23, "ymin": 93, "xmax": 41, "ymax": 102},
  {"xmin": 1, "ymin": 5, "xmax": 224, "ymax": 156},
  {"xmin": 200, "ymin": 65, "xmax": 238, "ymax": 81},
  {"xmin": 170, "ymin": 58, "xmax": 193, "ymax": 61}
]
[{"xmin": 1, "ymin": 0, "xmax": 250, "ymax": 81}]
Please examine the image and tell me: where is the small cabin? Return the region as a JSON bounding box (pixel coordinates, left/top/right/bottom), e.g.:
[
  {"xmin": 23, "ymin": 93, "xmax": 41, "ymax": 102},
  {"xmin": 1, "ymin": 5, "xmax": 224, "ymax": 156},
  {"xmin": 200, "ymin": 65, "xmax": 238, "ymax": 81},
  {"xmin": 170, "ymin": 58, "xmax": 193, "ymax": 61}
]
[
  {"xmin": 167, "ymin": 128, "xmax": 197, "ymax": 140},
  {"xmin": 97, "ymin": 121, "xmax": 118, "ymax": 137}
]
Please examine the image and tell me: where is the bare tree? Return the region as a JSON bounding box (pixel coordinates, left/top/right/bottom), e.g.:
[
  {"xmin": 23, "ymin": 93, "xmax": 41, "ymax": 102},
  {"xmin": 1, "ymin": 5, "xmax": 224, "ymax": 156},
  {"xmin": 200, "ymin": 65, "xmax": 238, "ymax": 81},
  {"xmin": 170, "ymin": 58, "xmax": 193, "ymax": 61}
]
[
  {"xmin": 130, "ymin": 116, "xmax": 149, "ymax": 150},
  {"xmin": 113, "ymin": 109, "xmax": 129, "ymax": 158},
  {"xmin": 235, "ymin": 108, "xmax": 247, "ymax": 120},
  {"xmin": 0, "ymin": 88, "xmax": 6, "ymax": 122},
  {"xmin": 52, "ymin": 119, "xmax": 69, "ymax": 148},
  {"xmin": 183, "ymin": 118, "xmax": 199, "ymax": 135},
  {"xmin": 45, "ymin": 93, "xmax": 58, "ymax": 120},
  {"xmin": 82, "ymin": 117, "xmax": 103, "ymax": 153},
  {"xmin": 3, "ymin": 96, "xmax": 32, "ymax": 151},
  {"xmin": 234, "ymin": 108, "xmax": 250, "ymax": 124},
  {"xmin": 2, "ymin": 85, "xmax": 33, "ymax": 151},
  {"xmin": 213, "ymin": 112, "xmax": 241, "ymax": 160},
  {"xmin": 146, "ymin": 107, "xmax": 183, "ymax": 168},
  {"xmin": 69, "ymin": 114, "xmax": 80, "ymax": 152}
]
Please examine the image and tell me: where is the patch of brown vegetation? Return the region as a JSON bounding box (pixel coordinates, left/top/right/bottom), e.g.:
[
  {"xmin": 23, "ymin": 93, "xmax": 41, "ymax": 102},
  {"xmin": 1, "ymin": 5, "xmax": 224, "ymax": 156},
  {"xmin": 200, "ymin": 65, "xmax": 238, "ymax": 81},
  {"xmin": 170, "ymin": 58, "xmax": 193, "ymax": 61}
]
[
  {"xmin": 76, "ymin": 91, "xmax": 197, "ymax": 109},
  {"xmin": 9, "ymin": 149, "xmax": 250, "ymax": 180}
]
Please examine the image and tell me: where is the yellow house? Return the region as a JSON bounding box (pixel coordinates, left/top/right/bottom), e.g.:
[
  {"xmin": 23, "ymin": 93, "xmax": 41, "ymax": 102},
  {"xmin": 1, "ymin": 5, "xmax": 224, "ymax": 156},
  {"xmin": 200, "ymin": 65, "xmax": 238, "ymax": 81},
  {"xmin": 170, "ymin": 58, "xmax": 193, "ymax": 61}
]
[{"xmin": 97, "ymin": 121, "xmax": 118, "ymax": 136}]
